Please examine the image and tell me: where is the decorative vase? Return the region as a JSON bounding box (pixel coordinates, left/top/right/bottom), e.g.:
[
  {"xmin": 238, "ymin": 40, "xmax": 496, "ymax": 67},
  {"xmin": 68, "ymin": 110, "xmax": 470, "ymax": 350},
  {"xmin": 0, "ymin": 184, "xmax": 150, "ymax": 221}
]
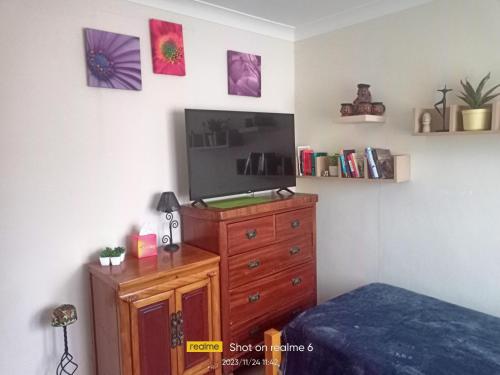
[
  {"xmin": 340, "ymin": 103, "xmax": 354, "ymax": 116},
  {"xmin": 462, "ymin": 108, "xmax": 491, "ymax": 131},
  {"xmin": 353, "ymin": 83, "xmax": 372, "ymax": 104},
  {"xmin": 371, "ymin": 102, "xmax": 386, "ymax": 116}
]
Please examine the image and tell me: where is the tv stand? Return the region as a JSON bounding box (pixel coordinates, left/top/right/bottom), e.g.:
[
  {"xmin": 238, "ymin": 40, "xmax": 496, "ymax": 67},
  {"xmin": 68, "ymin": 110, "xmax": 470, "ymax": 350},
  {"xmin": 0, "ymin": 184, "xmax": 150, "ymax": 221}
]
[
  {"xmin": 276, "ymin": 187, "xmax": 295, "ymax": 196},
  {"xmin": 191, "ymin": 199, "xmax": 208, "ymax": 208}
]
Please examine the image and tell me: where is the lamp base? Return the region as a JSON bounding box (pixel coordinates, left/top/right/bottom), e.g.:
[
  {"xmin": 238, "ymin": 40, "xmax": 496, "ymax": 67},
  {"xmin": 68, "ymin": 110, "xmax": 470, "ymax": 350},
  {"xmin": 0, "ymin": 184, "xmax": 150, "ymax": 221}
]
[{"xmin": 162, "ymin": 243, "xmax": 180, "ymax": 252}]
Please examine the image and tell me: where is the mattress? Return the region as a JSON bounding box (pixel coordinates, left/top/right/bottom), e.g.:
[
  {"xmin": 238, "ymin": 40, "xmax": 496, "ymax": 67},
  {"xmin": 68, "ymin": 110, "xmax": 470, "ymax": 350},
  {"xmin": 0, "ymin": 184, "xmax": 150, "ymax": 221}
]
[{"xmin": 281, "ymin": 283, "xmax": 500, "ymax": 375}]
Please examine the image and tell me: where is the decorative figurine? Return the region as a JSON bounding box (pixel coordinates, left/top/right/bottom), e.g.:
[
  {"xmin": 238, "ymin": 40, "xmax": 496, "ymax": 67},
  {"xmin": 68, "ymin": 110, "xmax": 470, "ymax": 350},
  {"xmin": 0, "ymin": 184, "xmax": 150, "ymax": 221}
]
[
  {"xmin": 434, "ymin": 85, "xmax": 452, "ymax": 132},
  {"xmin": 52, "ymin": 304, "xmax": 78, "ymax": 375},
  {"xmin": 372, "ymin": 102, "xmax": 386, "ymax": 115},
  {"xmin": 421, "ymin": 112, "xmax": 432, "ymax": 133}
]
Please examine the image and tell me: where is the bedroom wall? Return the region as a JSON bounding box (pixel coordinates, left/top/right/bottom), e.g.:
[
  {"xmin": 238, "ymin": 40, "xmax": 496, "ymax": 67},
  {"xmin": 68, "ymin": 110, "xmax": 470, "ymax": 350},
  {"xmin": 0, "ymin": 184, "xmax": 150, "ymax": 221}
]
[
  {"xmin": 295, "ymin": 0, "xmax": 500, "ymax": 317},
  {"xmin": 0, "ymin": 0, "xmax": 294, "ymax": 373}
]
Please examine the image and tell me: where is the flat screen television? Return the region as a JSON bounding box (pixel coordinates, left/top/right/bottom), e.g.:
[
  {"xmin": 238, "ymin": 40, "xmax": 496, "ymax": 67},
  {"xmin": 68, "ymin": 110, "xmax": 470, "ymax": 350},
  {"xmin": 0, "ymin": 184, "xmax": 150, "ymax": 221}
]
[{"xmin": 185, "ymin": 109, "xmax": 296, "ymax": 201}]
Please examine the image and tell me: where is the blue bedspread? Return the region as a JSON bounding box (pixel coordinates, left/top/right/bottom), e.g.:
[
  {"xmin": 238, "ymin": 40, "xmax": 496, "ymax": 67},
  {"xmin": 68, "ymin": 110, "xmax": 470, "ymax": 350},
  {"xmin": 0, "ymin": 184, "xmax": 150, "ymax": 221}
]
[{"xmin": 282, "ymin": 283, "xmax": 500, "ymax": 375}]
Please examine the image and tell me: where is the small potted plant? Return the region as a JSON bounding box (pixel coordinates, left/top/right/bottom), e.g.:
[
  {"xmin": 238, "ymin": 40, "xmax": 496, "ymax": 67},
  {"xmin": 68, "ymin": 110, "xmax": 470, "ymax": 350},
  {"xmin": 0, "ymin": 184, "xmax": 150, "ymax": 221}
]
[
  {"xmin": 115, "ymin": 246, "xmax": 126, "ymax": 262},
  {"xmin": 110, "ymin": 248, "xmax": 122, "ymax": 266},
  {"xmin": 328, "ymin": 154, "xmax": 339, "ymax": 177},
  {"xmin": 99, "ymin": 247, "xmax": 113, "ymax": 266},
  {"xmin": 458, "ymin": 73, "xmax": 500, "ymax": 131}
]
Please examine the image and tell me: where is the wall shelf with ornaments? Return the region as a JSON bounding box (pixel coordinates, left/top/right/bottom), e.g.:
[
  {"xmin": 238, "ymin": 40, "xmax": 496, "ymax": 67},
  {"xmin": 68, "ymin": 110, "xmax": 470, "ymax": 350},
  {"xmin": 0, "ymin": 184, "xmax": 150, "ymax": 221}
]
[
  {"xmin": 337, "ymin": 114, "xmax": 386, "ymax": 124},
  {"xmin": 413, "ymin": 102, "xmax": 500, "ymax": 136}
]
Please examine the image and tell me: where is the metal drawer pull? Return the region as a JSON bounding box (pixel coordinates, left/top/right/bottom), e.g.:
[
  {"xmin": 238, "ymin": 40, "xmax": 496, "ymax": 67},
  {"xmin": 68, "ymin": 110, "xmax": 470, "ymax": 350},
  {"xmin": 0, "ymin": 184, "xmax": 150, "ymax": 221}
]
[
  {"xmin": 247, "ymin": 259, "xmax": 261, "ymax": 269},
  {"xmin": 291, "ymin": 219, "xmax": 300, "ymax": 229},
  {"xmin": 289, "ymin": 246, "xmax": 301, "ymax": 255},
  {"xmin": 248, "ymin": 292, "xmax": 261, "ymax": 303},
  {"xmin": 246, "ymin": 229, "xmax": 257, "ymax": 240},
  {"xmin": 291, "ymin": 277, "xmax": 302, "ymax": 286}
]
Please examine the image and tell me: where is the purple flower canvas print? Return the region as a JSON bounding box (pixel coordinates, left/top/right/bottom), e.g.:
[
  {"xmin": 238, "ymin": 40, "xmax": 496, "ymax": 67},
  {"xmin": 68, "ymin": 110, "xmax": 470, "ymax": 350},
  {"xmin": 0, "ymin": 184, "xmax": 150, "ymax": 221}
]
[
  {"xmin": 84, "ymin": 28, "xmax": 142, "ymax": 91},
  {"xmin": 227, "ymin": 50, "xmax": 261, "ymax": 97}
]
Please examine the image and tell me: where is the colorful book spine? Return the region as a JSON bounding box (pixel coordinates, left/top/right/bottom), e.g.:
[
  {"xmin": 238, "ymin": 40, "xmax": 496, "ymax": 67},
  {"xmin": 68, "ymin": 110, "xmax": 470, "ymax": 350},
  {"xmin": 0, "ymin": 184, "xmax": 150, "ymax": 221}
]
[
  {"xmin": 339, "ymin": 150, "xmax": 348, "ymax": 177},
  {"xmin": 365, "ymin": 147, "xmax": 379, "ymax": 179}
]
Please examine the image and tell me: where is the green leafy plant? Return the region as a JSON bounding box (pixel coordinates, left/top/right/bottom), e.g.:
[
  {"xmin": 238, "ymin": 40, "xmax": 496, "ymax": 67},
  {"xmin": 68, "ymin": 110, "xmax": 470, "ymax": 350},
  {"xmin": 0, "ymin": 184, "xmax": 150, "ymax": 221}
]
[
  {"xmin": 114, "ymin": 246, "xmax": 125, "ymax": 254},
  {"xmin": 100, "ymin": 247, "xmax": 113, "ymax": 257},
  {"xmin": 110, "ymin": 248, "xmax": 122, "ymax": 258},
  {"xmin": 458, "ymin": 73, "xmax": 500, "ymax": 109},
  {"xmin": 328, "ymin": 154, "xmax": 339, "ymax": 166}
]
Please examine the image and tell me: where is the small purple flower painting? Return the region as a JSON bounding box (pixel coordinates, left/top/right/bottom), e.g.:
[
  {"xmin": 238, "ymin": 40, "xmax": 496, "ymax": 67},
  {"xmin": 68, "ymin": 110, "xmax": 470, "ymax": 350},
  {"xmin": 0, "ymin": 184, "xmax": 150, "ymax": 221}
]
[
  {"xmin": 84, "ymin": 28, "xmax": 142, "ymax": 91},
  {"xmin": 227, "ymin": 50, "xmax": 261, "ymax": 97}
]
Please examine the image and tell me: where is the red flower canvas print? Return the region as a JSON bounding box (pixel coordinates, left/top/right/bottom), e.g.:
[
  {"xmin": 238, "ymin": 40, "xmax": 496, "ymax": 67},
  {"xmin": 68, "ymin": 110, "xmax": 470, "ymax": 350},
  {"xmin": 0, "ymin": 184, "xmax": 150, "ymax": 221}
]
[{"xmin": 149, "ymin": 19, "xmax": 186, "ymax": 76}]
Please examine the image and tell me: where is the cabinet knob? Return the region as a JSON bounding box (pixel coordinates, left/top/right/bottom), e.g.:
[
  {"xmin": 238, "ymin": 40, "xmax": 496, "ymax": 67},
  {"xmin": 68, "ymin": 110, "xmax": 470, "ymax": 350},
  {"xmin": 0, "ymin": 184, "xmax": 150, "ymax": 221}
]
[
  {"xmin": 289, "ymin": 246, "xmax": 301, "ymax": 255},
  {"xmin": 248, "ymin": 292, "xmax": 261, "ymax": 303},
  {"xmin": 291, "ymin": 277, "xmax": 302, "ymax": 286},
  {"xmin": 246, "ymin": 229, "xmax": 257, "ymax": 240},
  {"xmin": 247, "ymin": 259, "xmax": 261, "ymax": 269},
  {"xmin": 291, "ymin": 219, "xmax": 301, "ymax": 229}
]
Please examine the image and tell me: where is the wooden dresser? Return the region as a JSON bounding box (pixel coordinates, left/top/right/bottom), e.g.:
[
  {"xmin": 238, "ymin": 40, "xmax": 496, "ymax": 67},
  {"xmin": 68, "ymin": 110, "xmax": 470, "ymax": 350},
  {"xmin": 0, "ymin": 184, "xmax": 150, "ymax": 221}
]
[
  {"xmin": 88, "ymin": 245, "xmax": 221, "ymax": 375},
  {"xmin": 181, "ymin": 193, "xmax": 318, "ymax": 373}
]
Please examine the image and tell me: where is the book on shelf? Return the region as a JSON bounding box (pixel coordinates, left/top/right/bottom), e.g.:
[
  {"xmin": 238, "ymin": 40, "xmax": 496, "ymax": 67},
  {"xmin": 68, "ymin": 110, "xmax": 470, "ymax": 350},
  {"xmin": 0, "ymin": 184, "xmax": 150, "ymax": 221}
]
[
  {"xmin": 312, "ymin": 152, "xmax": 328, "ymax": 176},
  {"xmin": 296, "ymin": 145, "xmax": 311, "ymax": 176},
  {"xmin": 303, "ymin": 149, "xmax": 314, "ymax": 175},
  {"xmin": 372, "ymin": 148, "xmax": 394, "ymax": 179},
  {"xmin": 365, "ymin": 147, "xmax": 379, "ymax": 179}
]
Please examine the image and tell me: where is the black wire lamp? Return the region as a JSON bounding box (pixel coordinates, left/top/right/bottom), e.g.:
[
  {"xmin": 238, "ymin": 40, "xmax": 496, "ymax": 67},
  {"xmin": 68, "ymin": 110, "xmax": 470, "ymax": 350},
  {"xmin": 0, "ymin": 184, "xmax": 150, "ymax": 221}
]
[
  {"xmin": 51, "ymin": 304, "xmax": 78, "ymax": 375},
  {"xmin": 157, "ymin": 191, "xmax": 181, "ymax": 252}
]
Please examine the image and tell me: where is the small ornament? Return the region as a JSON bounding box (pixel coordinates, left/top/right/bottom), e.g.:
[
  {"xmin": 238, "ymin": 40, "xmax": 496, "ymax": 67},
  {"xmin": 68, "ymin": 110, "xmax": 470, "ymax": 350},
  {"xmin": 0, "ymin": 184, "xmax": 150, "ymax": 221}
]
[
  {"xmin": 372, "ymin": 102, "xmax": 386, "ymax": 116},
  {"xmin": 354, "ymin": 83, "xmax": 372, "ymax": 104},
  {"xmin": 434, "ymin": 85, "xmax": 452, "ymax": 132},
  {"xmin": 421, "ymin": 112, "xmax": 432, "ymax": 133},
  {"xmin": 340, "ymin": 103, "xmax": 354, "ymax": 116}
]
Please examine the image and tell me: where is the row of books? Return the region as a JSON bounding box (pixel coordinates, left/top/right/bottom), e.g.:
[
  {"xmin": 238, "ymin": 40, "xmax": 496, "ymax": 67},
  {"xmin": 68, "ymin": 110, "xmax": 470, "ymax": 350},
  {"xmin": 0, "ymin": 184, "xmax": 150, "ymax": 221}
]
[{"xmin": 297, "ymin": 146, "xmax": 394, "ymax": 179}]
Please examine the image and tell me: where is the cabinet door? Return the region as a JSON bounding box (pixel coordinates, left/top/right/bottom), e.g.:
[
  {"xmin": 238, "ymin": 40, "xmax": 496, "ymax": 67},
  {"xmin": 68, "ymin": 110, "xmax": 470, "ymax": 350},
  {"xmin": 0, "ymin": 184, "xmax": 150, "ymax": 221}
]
[
  {"xmin": 175, "ymin": 278, "xmax": 213, "ymax": 375},
  {"xmin": 130, "ymin": 291, "xmax": 177, "ymax": 375}
]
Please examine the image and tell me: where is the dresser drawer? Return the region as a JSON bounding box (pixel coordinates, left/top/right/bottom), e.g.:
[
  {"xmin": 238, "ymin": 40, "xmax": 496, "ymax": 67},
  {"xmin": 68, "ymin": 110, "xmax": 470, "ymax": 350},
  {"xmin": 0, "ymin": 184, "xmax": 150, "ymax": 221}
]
[
  {"xmin": 276, "ymin": 208, "xmax": 313, "ymax": 241},
  {"xmin": 229, "ymin": 293, "xmax": 315, "ymax": 352},
  {"xmin": 227, "ymin": 216, "xmax": 275, "ymax": 255},
  {"xmin": 228, "ymin": 235, "xmax": 313, "ymax": 288},
  {"xmin": 229, "ymin": 263, "xmax": 315, "ymax": 324}
]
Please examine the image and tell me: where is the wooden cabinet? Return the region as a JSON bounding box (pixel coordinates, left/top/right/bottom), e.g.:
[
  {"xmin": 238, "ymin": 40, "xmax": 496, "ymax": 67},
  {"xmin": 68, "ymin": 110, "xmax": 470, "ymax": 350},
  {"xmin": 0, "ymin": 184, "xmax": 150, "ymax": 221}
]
[
  {"xmin": 181, "ymin": 193, "xmax": 318, "ymax": 374},
  {"xmin": 88, "ymin": 245, "xmax": 221, "ymax": 375}
]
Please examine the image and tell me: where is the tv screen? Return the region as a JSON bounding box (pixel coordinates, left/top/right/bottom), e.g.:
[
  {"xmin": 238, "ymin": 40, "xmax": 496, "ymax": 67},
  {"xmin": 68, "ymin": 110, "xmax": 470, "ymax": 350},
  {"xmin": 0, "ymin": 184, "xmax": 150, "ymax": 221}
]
[{"xmin": 185, "ymin": 109, "xmax": 296, "ymax": 201}]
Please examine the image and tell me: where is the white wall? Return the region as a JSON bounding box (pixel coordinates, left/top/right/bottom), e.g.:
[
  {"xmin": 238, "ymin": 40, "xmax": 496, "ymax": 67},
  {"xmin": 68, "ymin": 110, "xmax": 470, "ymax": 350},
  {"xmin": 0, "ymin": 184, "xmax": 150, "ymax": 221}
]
[
  {"xmin": 296, "ymin": 0, "xmax": 500, "ymax": 317},
  {"xmin": 0, "ymin": 0, "xmax": 294, "ymax": 373}
]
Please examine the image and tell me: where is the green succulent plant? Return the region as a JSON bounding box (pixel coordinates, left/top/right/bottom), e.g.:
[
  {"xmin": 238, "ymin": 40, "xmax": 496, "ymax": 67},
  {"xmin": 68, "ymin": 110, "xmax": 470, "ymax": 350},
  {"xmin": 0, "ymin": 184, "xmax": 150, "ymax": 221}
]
[
  {"xmin": 114, "ymin": 246, "xmax": 125, "ymax": 254},
  {"xmin": 100, "ymin": 247, "xmax": 113, "ymax": 257},
  {"xmin": 458, "ymin": 73, "xmax": 500, "ymax": 109},
  {"xmin": 110, "ymin": 248, "xmax": 122, "ymax": 258}
]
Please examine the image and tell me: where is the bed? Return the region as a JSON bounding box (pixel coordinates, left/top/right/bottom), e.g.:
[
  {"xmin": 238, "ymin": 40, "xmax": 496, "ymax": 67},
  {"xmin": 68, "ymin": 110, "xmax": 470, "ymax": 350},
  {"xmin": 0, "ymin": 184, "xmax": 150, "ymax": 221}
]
[{"xmin": 264, "ymin": 283, "xmax": 500, "ymax": 375}]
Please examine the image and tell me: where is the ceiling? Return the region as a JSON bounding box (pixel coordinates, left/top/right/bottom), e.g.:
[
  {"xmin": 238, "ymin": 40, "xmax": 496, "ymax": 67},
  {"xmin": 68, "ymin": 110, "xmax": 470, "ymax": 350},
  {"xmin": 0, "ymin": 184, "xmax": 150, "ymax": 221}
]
[
  {"xmin": 128, "ymin": 0, "xmax": 433, "ymax": 40},
  {"xmin": 195, "ymin": 0, "xmax": 375, "ymax": 27}
]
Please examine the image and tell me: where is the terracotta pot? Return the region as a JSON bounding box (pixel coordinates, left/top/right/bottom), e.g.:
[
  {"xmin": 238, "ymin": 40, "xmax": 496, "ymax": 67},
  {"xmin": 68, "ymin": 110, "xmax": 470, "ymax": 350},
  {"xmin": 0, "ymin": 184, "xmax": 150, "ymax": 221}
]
[
  {"xmin": 340, "ymin": 103, "xmax": 354, "ymax": 116},
  {"xmin": 371, "ymin": 102, "xmax": 386, "ymax": 115}
]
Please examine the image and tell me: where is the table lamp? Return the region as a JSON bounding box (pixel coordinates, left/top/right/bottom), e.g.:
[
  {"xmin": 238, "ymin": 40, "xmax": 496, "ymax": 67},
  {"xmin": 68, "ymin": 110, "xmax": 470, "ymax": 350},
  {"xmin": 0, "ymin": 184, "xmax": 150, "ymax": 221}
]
[{"xmin": 157, "ymin": 191, "xmax": 181, "ymax": 252}]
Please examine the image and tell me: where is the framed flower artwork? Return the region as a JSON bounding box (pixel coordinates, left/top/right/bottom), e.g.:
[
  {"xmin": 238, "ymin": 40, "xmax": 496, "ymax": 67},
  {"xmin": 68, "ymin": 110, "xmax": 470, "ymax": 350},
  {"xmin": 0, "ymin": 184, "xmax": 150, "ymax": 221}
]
[
  {"xmin": 84, "ymin": 28, "xmax": 142, "ymax": 90},
  {"xmin": 149, "ymin": 19, "xmax": 186, "ymax": 76}
]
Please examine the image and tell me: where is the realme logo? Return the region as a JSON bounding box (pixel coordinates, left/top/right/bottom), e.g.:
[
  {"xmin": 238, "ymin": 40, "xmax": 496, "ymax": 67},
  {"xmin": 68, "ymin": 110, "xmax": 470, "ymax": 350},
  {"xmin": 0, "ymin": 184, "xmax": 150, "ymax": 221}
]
[{"xmin": 186, "ymin": 341, "xmax": 223, "ymax": 352}]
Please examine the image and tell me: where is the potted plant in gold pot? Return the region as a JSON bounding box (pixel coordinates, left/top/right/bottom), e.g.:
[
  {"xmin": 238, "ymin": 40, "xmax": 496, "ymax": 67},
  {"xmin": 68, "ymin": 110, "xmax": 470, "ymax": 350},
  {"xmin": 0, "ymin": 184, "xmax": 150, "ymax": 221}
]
[{"xmin": 458, "ymin": 73, "xmax": 500, "ymax": 131}]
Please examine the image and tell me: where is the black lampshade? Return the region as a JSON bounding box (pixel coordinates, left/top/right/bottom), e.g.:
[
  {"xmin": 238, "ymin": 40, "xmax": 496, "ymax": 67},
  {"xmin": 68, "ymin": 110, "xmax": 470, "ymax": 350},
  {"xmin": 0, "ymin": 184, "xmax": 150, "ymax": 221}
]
[{"xmin": 157, "ymin": 192, "xmax": 181, "ymax": 213}]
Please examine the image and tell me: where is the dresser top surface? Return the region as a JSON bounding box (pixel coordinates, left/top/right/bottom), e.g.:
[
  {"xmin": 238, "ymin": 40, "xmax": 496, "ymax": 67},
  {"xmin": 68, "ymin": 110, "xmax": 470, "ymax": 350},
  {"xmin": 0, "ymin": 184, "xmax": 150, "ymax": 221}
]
[
  {"xmin": 88, "ymin": 244, "xmax": 219, "ymax": 289},
  {"xmin": 181, "ymin": 192, "xmax": 318, "ymax": 221}
]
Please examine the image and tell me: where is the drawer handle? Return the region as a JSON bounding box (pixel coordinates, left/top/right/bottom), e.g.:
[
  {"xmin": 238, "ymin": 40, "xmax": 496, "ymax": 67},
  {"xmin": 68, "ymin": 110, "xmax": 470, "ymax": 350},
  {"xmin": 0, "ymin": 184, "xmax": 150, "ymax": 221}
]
[
  {"xmin": 246, "ymin": 229, "xmax": 257, "ymax": 240},
  {"xmin": 289, "ymin": 246, "xmax": 301, "ymax": 255},
  {"xmin": 247, "ymin": 259, "xmax": 261, "ymax": 269},
  {"xmin": 249, "ymin": 326, "xmax": 261, "ymax": 337},
  {"xmin": 291, "ymin": 219, "xmax": 301, "ymax": 229},
  {"xmin": 248, "ymin": 292, "xmax": 261, "ymax": 303},
  {"xmin": 291, "ymin": 277, "xmax": 302, "ymax": 286}
]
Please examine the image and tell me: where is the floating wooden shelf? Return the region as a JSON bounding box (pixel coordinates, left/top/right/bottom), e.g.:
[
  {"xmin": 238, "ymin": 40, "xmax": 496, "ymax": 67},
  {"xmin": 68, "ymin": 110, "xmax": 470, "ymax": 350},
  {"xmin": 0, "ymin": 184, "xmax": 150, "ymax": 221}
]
[
  {"xmin": 337, "ymin": 114, "xmax": 385, "ymax": 123},
  {"xmin": 413, "ymin": 102, "xmax": 500, "ymax": 135},
  {"xmin": 298, "ymin": 154, "xmax": 410, "ymax": 183}
]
